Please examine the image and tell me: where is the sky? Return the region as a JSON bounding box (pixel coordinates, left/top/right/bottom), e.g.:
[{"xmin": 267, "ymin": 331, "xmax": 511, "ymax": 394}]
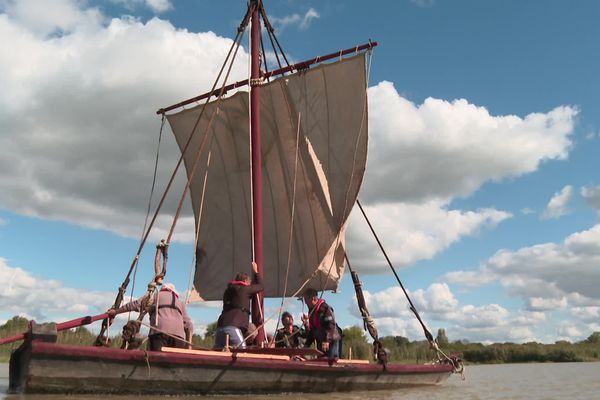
[{"xmin": 1, "ymin": 0, "xmax": 599, "ymax": 345}]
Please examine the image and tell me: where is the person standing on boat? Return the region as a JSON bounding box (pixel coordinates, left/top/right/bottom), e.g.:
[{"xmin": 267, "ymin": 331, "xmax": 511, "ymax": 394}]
[
  {"xmin": 214, "ymin": 261, "xmax": 264, "ymax": 349},
  {"xmin": 301, "ymin": 288, "xmax": 342, "ymax": 360},
  {"xmin": 107, "ymin": 282, "xmax": 193, "ymax": 351},
  {"xmin": 274, "ymin": 311, "xmax": 303, "ymax": 348}
]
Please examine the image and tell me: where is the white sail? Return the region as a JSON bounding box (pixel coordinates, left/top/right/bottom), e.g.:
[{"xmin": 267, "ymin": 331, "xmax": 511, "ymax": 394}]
[{"xmin": 166, "ymin": 53, "xmax": 368, "ymax": 300}]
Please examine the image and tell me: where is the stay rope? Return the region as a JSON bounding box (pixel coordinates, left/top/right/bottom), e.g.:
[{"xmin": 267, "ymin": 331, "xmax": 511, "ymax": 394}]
[{"xmin": 95, "ymin": 6, "xmax": 252, "ymax": 346}]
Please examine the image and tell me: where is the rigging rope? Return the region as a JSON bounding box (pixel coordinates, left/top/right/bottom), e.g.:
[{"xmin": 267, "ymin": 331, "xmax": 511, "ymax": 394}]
[
  {"xmin": 272, "ymin": 113, "xmax": 302, "ymax": 336},
  {"xmin": 185, "ymin": 148, "xmax": 212, "ymax": 303},
  {"xmin": 95, "ymin": 6, "xmax": 252, "ymax": 346},
  {"xmin": 355, "ymin": 199, "xmax": 435, "ymax": 344}
]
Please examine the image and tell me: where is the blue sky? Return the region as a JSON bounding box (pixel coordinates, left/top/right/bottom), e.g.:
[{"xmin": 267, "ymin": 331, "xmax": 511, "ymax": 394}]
[{"xmin": 1, "ymin": 0, "xmax": 599, "ymax": 345}]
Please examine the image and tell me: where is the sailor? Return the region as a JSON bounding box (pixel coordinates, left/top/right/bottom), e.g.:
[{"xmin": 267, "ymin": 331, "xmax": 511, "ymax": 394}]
[
  {"xmin": 274, "ymin": 311, "xmax": 304, "ymax": 349},
  {"xmin": 301, "ymin": 288, "xmax": 342, "ymax": 360},
  {"xmin": 214, "ymin": 261, "xmax": 263, "ymax": 349},
  {"xmin": 107, "ymin": 282, "xmax": 193, "ymax": 351}
]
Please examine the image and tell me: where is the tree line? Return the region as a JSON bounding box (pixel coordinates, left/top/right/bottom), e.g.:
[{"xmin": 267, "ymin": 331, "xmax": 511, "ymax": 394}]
[{"xmin": 2, "ymin": 316, "xmax": 599, "ymax": 364}]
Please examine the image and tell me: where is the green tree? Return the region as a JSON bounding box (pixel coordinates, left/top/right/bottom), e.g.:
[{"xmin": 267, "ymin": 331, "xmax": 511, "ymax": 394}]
[
  {"xmin": 342, "ymin": 325, "xmax": 371, "ymax": 360},
  {"xmin": 585, "ymin": 332, "xmax": 600, "ymax": 344}
]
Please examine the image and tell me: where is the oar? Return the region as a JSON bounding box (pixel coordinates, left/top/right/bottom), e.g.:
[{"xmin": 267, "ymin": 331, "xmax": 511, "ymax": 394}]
[{"xmin": 0, "ymin": 313, "xmax": 109, "ymax": 346}]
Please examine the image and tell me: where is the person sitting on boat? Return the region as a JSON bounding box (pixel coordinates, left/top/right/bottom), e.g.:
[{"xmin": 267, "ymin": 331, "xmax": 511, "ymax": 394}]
[
  {"xmin": 107, "ymin": 282, "xmax": 193, "ymax": 352},
  {"xmin": 214, "ymin": 261, "xmax": 263, "ymax": 349},
  {"xmin": 301, "ymin": 288, "xmax": 342, "ymax": 360},
  {"xmin": 274, "ymin": 311, "xmax": 304, "ymax": 349}
]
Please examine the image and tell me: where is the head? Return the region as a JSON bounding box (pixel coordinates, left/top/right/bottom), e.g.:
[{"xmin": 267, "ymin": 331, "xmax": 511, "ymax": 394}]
[
  {"xmin": 281, "ymin": 311, "xmax": 293, "ymax": 327},
  {"xmin": 234, "ymin": 272, "xmax": 250, "ymax": 284},
  {"xmin": 302, "ymin": 288, "xmax": 319, "ymax": 309},
  {"xmin": 163, "ymin": 282, "xmax": 179, "ymax": 297}
]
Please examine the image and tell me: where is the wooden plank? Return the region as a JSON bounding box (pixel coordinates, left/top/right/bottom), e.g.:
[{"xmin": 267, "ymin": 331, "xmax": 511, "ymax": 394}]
[
  {"xmin": 337, "ymin": 359, "xmax": 370, "ymax": 364},
  {"xmin": 161, "ymin": 347, "xmax": 290, "ymax": 361}
]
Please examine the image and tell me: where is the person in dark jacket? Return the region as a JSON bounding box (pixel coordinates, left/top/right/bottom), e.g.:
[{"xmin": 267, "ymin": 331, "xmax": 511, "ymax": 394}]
[
  {"xmin": 274, "ymin": 311, "xmax": 304, "ymax": 348},
  {"xmin": 301, "ymin": 288, "xmax": 342, "ymax": 360},
  {"xmin": 214, "ymin": 261, "xmax": 263, "ymax": 349}
]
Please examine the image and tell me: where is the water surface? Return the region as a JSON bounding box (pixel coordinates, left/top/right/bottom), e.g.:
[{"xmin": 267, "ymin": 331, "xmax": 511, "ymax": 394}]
[{"xmin": 2, "ymin": 362, "xmax": 599, "ymax": 399}]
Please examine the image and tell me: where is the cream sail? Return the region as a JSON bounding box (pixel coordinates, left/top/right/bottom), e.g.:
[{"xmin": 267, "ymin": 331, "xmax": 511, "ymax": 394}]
[{"xmin": 166, "ymin": 54, "xmax": 368, "ymax": 300}]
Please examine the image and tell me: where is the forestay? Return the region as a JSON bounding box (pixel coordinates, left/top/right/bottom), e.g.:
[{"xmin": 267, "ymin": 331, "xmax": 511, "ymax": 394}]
[{"xmin": 166, "ymin": 53, "xmax": 368, "ymax": 300}]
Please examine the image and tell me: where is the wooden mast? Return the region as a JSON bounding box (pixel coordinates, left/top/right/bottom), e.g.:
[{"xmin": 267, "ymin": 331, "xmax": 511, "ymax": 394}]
[{"xmin": 250, "ymin": 0, "xmax": 265, "ymax": 345}]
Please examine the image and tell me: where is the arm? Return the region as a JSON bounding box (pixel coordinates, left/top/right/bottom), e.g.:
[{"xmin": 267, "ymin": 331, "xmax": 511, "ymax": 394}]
[
  {"xmin": 181, "ymin": 304, "xmax": 194, "ymax": 349},
  {"xmin": 107, "ymin": 297, "xmax": 143, "ymax": 317},
  {"xmin": 247, "ymin": 261, "xmax": 264, "ymax": 295}
]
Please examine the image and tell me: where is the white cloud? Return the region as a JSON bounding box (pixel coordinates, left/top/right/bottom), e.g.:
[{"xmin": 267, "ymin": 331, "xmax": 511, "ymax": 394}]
[
  {"xmin": 365, "ymin": 81, "xmax": 576, "ymax": 204},
  {"xmin": 447, "ymin": 224, "xmax": 600, "ymax": 310},
  {"xmin": 581, "ymin": 185, "xmax": 600, "ymax": 214},
  {"xmin": 0, "ymin": 257, "xmax": 113, "ymax": 321},
  {"xmin": 541, "ymin": 185, "xmax": 573, "ymax": 220},
  {"xmin": 0, "ymin": 4, "xmax": 247, "ymax": 242},
  {"xmin": 347, "ymin": 201, "xmax": 511, "ymax": 271},
  {"xmin": 527, "ymin": 296, "xmax": 567, "ymax": 311},
  {"xmin": 0, "ymin": 0, "xmax": 103, "ymax": 37},
  {"xmin": 269, "ymin": 8, "xmax": 320, "ymax": 32},
  {"xmin": 110, "ymin": 0, "xmax": 173, "ymax": 13},
  {"xmin": 570, "ymin": 306, "xmax": 599, "ymax": 322},
  {"xmin": 557, "ymin": 324, "xmax": 582, "ymax": 340},
  {"xmin": 353, "ymin": 283, "xmax": 551, "ymax": 343}
]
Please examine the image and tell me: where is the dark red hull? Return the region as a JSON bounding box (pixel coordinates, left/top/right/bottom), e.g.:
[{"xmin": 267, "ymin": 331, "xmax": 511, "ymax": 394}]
[{"xmin": 9, "ymin": 340, "xmax": 454, "ymax": 394}]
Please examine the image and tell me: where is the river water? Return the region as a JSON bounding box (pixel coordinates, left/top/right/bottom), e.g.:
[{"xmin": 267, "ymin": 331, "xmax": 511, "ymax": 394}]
[{"xmin": 1, "ymin": 362, "xmax": 599, "ymax": 399}]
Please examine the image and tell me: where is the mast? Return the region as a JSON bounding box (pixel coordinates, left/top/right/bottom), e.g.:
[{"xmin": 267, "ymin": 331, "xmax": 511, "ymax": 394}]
[{"xmin": 250, "ymin": 0, "xmax": 265, "ymax": 344}]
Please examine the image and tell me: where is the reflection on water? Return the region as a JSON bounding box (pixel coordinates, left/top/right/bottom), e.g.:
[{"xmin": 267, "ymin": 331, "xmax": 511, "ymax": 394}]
[{"xmin": 2, "ymin": 362, "xmax": 600, "ymax": 400}]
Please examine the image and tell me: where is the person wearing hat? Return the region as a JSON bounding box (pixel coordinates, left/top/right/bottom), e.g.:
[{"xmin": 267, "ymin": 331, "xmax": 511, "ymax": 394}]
[
  {"xmin": 107, "ymin": 281, "xmax": 193, "ymax": 352},
  {"xmin": 273, "ymin": 311, "xmax": 304, "ymax": 349},
  {"xmin": 301, "ymin": 288, "xmax": 342, "ymax": 360}
]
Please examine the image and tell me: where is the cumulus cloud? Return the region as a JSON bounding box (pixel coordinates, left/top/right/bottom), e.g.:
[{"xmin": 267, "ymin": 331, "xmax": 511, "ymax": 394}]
[
  {"xmin": 447, "ymin": 224, "xmax": 600, "ymax": 311},
  {"xmin": 352, "ymin": 283, "xmax": 546, "ymax": 343},
  {"xmin": 581, "ymin": 185, "xmax": 600, "ymax": 214},
  {"xmin": 0, "ymin": 0, "xmax": 103, "ymax": 37},
  {"xmin": 269, "ymin": 8, "xmax": 320, "ymax": 32},
  {"xmin": 0, "ymin": 0, "xmax": 578, "ymax": 272},
  {"xmin": 0, "ymin": 3, "xmax": 247, "ymax": 242},
  {"xmin": 541, "ymin": 185, "xmax": 573, "ymax": 220},
  {"xmin": 365, "ymin": 81, "xmax": 576, "ymax": 204},
  {"xmin": 347, "ymin": 201, "xmax": 511, "ymax": 271},
  {"xmin": 1, "ymin": 258, "xmax": 113, "ymax": 321}
]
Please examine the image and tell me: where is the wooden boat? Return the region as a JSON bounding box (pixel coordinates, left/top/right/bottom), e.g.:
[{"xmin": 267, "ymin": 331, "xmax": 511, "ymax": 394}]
[
  {"xmin": 6, "ymin": 0, "xmax": 462, "ymax": 394},
  {"xmin": 10, "ymin": 341, "xmax": 455, "ymax": 394}
]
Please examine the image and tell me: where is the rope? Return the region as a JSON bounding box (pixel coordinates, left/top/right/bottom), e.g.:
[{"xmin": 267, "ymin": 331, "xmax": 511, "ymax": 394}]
[
  {"xmin": 238, "ymin": 278, "xmax": 311, "ymax": 348},
  {"xmin": 185, "ymin": 149, "xmax": 212, "ymax": 303},
  {"xmin": 95, "ymin": 11, "xmax": 251, "ymax": 345},
  {"xmin": 355, "ymin": 199, "xmax": 435, "ymax": 344},
  {"xmin": 164, "ymin": 30, "xmax": 247, "ymax": 247},
  {"xmin": 272, "ymin": 113, "xmax": 302, "ymax": 335}
]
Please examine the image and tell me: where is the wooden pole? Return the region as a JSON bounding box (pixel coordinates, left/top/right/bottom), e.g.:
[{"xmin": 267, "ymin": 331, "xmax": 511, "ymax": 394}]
[
  {"xmin": 249, "ymin": 0, "xmax": 265, "ymax": 345},
  {"xmin": 0, "ymin": 313, "xmax": 109, "ymax": 346}
]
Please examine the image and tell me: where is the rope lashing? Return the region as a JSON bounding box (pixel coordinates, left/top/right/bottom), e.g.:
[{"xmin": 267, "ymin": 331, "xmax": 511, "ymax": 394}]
[{"xmin": 346, "ymin": 255, "xmax": 387, "ymax": 367}]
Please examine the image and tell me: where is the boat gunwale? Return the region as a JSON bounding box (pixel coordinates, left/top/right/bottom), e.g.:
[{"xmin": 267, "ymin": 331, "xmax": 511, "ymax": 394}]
[{"xmin": 28, "ymin": 340, "xmax": 454, "ymax": 374}]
